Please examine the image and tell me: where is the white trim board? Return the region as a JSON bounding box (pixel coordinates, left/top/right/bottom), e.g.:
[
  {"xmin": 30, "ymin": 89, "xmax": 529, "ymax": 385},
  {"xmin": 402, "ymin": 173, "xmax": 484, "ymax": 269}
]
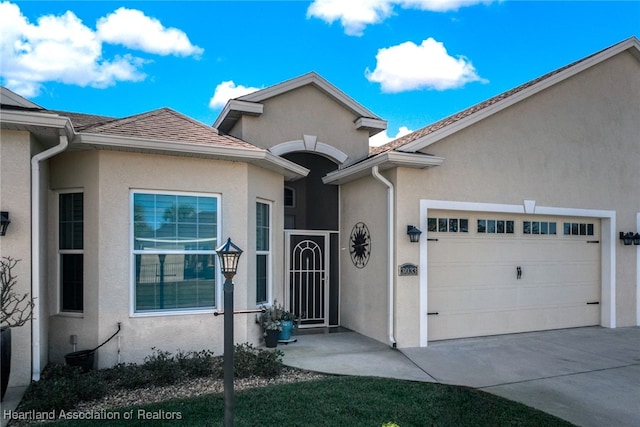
[{"xmin": 418, "ymin": 199, "xmax": 617, "ymax": 347}]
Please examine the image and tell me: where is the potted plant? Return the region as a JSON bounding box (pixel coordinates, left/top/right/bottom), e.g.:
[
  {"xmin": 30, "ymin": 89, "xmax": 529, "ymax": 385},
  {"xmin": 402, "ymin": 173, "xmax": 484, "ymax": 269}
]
[
  {"xmin": 1, "ymin": 257, "xmax": 34, "ymax": 401},
  {"xmin": 258, "ymin": 304, "xmax": 282, "ymax": 348},
  {"xmin": 277, "ymin": 304, "xmax": 296, "ymax": 341}
]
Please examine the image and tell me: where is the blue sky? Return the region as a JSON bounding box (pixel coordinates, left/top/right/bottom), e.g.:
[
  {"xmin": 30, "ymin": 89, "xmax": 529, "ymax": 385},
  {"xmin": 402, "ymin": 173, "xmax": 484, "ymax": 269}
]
[{"xmin": 1, "ymin": 1, "xmax": 638, "ymax": 146}]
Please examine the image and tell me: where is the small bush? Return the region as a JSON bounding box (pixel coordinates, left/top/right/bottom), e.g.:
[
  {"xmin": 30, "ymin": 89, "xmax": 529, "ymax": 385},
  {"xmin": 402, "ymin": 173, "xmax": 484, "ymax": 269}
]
[
  {"xmin": 18, "ymin": 344, "xmax": 283, "ymax": 413},
  {"xmin": 103, "ymin": 362, "xmax": 152, "ymax": 390},
  {"xmin": 234, "ymin": 342, "xmax": 283, "ymax": 378},
  {"xmin": 20, "ymin": 364, "xmax": 106, "ymax": 412},
  {"xmin": 177, "ymin": 349, "xmax": 217, "ymax": 378},
  {"xmin": 142, "ymin": 347, "xmax": 183, "ymax": 386}
]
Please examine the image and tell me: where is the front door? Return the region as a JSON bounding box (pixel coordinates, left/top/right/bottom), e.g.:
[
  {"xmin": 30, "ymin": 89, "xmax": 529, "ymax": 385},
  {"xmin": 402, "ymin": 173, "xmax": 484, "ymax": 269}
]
[{"xmin": 286, "ymin": 231, "xmax": 330, "ymax": 328}]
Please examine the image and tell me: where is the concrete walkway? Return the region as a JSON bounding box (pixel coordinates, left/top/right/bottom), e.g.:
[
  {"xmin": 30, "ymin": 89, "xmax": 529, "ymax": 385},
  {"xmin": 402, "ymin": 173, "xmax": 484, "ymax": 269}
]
[
  {"xmin": 280, "ymin": 326, "xmax": 640, "ymax": 427},
  {"xmin": 1, "ymin": 385, "xmax": 28, "ymax": 427}
]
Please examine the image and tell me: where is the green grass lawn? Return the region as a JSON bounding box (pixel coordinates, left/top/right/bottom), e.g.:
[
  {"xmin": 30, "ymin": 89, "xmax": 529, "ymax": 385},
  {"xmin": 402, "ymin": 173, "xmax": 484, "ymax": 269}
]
[{"xmin": 49, "ymin": 376, "xmax": 574, "ymax": 427}]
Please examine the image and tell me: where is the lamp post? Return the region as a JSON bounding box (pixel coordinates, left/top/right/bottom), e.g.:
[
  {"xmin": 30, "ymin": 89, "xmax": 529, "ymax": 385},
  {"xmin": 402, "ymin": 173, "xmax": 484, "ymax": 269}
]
[{"xmin": 216, "ymin": 238, "xmax": 243, "ymax": 427}]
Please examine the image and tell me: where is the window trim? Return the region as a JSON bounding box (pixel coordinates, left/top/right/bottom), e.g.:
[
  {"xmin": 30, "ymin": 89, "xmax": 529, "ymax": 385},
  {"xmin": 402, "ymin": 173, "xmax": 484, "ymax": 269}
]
[
  {"xmin": 256, "ymin": 199, "xmax": 273, "ymax": 306},
  {"xmin": 57, "ymin": 189, "xmax": 84, "ymax": 315},
  {"xmin": 130, "ymin": 189, "xmax": 221, "ymax": 317}
]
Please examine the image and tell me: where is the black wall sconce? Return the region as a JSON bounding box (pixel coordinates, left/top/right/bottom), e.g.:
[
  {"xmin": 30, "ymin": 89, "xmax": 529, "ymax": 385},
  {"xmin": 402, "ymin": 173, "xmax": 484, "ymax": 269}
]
[
  {"xmin": 407, "ymin": 225, "xmax": 422, "ymax": 243},
  {"xmin": 619, "ymin": 232, "xmax": 640, "ymax": 246},
  {"xmin": 0, "ymin": 212, "xmax": 10, "ymax": 236}
]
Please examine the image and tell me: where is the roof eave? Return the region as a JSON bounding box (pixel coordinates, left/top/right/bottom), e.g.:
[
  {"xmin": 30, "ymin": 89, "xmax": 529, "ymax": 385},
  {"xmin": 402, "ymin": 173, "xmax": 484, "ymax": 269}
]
[
  {"xmin": 398, "ymin": 36, "xmax": 640, "ymax": 153},
  {"xmin": 213, "ymin": 100, "xmax": 264, "ymax": 134},
  {"xmin": 355, "ymin": 117, "xmax": 387, "ymax": 137},
  {"xmin": 0, "ymin": 109, "xmax": 75, "ymax": 140},
  {"xmin": 322, "ymin": 151, "xmax": 444, "ymax": 185},
  {"xmin": 75, "ymin": 132, "xmax": 309, "ymax": 180}
]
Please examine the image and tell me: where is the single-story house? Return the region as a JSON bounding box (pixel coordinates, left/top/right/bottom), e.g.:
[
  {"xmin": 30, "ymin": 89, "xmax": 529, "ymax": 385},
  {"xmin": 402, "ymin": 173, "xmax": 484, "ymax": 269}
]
[{"xmin": 1, "ymin": 36, "xmax": 638, "ymax": 388}]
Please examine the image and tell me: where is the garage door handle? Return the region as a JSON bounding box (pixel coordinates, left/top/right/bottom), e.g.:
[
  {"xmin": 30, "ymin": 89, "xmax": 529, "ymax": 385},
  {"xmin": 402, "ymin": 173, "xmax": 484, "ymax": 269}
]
[{"xmin": 516, "ymin": 266, "xmax": 522, "ymax": 280}]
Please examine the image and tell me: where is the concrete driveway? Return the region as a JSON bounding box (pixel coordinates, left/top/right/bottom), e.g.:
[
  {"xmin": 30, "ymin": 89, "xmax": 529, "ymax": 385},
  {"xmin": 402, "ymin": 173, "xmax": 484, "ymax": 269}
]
[{"xmin": 280, "ymin": 326, "xmax": 640, "ymax": 427}]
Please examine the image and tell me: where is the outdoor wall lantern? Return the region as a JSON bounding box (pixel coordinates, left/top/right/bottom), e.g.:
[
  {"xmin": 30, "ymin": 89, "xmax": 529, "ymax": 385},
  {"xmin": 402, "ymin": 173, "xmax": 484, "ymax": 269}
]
[
  {"xmin": 215, "ymin": 237, "xmax": 243, "ymax": 427},
  {"xmin": 0, "ymin": 212, "xmax": 10, "ymax": 236},
  {"xmin": 619, "ymin": 232, "xmax": 640, "ymax": 246},
  {"xmin": 407, "ymin": 225, "xmax": 422, "ymax": 243}
]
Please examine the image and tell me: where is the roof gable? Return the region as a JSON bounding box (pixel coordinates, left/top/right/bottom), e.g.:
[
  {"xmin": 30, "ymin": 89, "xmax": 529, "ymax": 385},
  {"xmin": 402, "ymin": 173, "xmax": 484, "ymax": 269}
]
[
  {"xmin": 214, "ymin": 71, "xmax": 387, "ymax": 136},
  {"xmin": 0, "ymin": 86, "xmax": 43, "ymax": 110},
  {"xmin": 370, "ymin": 36, "xmax": 640, "ymax": 156}
]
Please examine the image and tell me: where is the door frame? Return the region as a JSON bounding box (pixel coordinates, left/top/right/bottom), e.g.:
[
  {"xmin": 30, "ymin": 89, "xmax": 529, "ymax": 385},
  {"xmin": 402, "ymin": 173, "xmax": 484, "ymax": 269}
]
[{"xmin": 285, "ymin": 230, "xmax": 332, "ymax": 328}]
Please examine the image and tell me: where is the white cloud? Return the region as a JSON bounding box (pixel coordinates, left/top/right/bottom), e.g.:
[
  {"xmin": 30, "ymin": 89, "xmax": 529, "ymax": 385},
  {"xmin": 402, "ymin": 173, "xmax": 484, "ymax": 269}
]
[
  {"xmin": 369, "ymin": 125, "xmax": 412, "ymax": 147},
  {"xmin": 0, "ymin": 2, "xmax": 200, "ymax": 97},
  {"xmin": 209, "ymin": 81, "xmax": 261, "ymax": 109},
  {"xmin": 308, "ymin": 0, "xmax": 493, "ymax": 35},
  {"xmin": 307, "ymin": 0, "xmax": 394, "ymax": 36},
  {"xmin": 365, "ymin": 37, "xmax": 487, "ymax": 92},
  {"xmin": 96, "ymin": 7, "xmax": 203, "ymax": 57}
]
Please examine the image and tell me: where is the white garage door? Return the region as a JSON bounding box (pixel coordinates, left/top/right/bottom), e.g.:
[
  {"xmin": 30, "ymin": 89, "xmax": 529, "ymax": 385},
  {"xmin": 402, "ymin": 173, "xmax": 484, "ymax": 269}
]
[{"xmin": 427, "ymin": 211, "xmax": 601, "ymax": 341}]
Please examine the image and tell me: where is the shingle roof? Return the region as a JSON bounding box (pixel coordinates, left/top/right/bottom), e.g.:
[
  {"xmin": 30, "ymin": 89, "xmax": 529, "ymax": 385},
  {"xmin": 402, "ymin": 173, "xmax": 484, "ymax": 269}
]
[
  {"xmin": 48, "ymin": 110, "xmax": 117, "ymax": 131},
  {"xmin": 72, "ymin": 107, "xmax": 261, "ymax": 150},
  {"xmin": 368, "ymin": 44, "xmax": 608, "ymax": 157}
]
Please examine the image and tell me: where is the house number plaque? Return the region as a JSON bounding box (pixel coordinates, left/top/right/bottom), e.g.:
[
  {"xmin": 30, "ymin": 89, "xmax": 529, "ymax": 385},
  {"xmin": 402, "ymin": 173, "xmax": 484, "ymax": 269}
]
[{"xmin": 399, "ymin": 263, "xmax": 418, "ymax": 276}]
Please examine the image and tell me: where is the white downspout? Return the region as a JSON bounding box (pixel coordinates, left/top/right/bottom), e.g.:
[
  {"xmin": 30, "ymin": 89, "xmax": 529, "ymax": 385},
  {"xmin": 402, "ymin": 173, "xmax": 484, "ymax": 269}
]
[
  {"xmin": 31, "ymin": 134, "xmax": 69, "ymax": 381},
  {"xmin": 371, "ymin": 166, "xmax": 396, "ymax": 348}
]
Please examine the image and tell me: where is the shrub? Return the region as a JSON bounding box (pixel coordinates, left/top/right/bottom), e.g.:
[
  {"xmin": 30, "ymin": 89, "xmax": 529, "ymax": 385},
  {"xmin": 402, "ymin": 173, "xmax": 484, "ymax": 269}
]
[
  {"xmin": 234, "ymin": 342, "xmax": 283, "ymax": 378},
  {"xmin": 102, "ymin": 363, "xmax": 152, "ymax": 390},
  {"xmin": 20, "ymin": 364, "xmax": 106, "ymax": 412},
  {"xmin": 142, "ymin": 347, "xmax": 183, "ymax": 386},
  {"xmin": 18, "ymin": 344, "xmax": 283, "ymax": 413},
  {"xmin": 177, "ymin": 349, "xmax": 217, "ymax": 378}
]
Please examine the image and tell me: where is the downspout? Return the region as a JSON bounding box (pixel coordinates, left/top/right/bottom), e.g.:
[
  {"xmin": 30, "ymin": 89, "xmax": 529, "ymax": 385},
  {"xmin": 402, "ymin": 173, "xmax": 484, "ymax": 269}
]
[
  {"xmin": 371, "ymin": 166, "xmax": 396, "ymax": 348},
  {"xmin": 31, "ymin": 134, "xmax": 69, "ymax": 381}
]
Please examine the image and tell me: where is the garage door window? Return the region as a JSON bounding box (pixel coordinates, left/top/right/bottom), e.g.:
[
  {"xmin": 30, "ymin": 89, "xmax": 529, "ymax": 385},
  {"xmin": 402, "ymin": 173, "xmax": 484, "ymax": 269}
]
[
  {"xmin": 477, "ymin": 219, "xmax": 514, "ymax": 234},
  {"xmin": 564, "ymin": 222, "xmax": 594, "ymax": 236},
  {"xmin": 523, "ymin": 221, "xmax": 557, "ymax": 235},
  {"xmin": 428, "ymin": 217, "xmax": 468, "ymax": 233}
]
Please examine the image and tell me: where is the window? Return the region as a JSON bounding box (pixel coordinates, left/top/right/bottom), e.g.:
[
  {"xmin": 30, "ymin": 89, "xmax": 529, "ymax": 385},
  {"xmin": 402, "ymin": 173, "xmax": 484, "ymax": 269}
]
[
  {"xmin": 563, "ymin": 222, "xmax": 594, "ymax": 236},
  {"xmin": 428, "ymin": 217, "xmax": 469, "ymax": 233},
  {"xmin": 59, "ymin": 192, "xmax": 83, "ymax": 312},
  {"xmin": 524, "ymin": 221, "xmax": 557, "ymax": 235},
  {"xmin": 132, "ymin": 192, "xmax": 219, "ymax": 313},
  {"xmin": 256, "ymin": 201, "xmax": 271, "ymax": 305},
  {"xmin": 478, "ymin": 219, "xmax": 514, "ymax": 234},
  {"xmin": 284, "ymin": 187, "xmax": 295, "ymax": 208}
]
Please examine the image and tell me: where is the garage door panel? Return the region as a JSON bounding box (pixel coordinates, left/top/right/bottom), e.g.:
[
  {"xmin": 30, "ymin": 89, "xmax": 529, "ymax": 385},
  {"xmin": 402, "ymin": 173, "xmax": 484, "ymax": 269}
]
[
  {"xmin": 426, "ymin": 211, "xmax": 601, "ymax": 341},
  {"xmin": 430, "ymin": 286, "xmax": 518, "ymax": 313}
]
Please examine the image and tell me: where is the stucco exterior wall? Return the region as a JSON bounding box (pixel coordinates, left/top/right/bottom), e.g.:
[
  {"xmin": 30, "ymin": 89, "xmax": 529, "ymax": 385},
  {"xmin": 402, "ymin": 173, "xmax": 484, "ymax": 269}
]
[
  {"xmin": 245, "ymin": 164, "xmax": 285, "ymax": 337},
  {"xmin": 231, "ymin": 85, "xmax": 371, "ymax": 163},
  {"xmin": 390, "ymin": 50, "xmax": 640, "ymax": 346},
  {"xmin": 339, "ymin": 173, "xmax": 389, "ymax": 343},
  {"xmin": 0, "ymin": 130, "xmax": 33, "ymax": 386},
  {"xmin": 48, "ymin": 150, "xmax": 284, "ymax": 368}
]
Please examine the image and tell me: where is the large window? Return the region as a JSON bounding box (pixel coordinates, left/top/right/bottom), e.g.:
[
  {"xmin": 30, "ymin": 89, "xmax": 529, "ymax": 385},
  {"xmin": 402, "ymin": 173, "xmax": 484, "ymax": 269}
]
[
  {"xmin": 59, "ymin": 192, "xmax": 83, "ymax": 312},
  {"xmin": 132, "ymin": 192, "xmax": 219, "ymax": 313},
  {"xmin": 256, "ymin": 201, "xmax": 271, "ymax": 305}
]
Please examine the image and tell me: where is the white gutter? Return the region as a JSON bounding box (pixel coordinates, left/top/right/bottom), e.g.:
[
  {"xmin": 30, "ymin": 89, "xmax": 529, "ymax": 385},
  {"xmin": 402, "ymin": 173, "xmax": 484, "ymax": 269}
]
[
  {"xmin": 31, "ymin": 134, "xmax": 69, "ymax": 380},
  {"xmin": 371, "ymin": 166, "xmax": 396, "ymax": 348}
]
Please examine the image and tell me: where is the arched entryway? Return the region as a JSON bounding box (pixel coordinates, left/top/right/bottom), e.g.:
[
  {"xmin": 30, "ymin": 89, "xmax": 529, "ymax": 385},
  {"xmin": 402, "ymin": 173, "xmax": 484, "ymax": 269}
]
[{"xmin": 283, "ymin": 153, "xmax": 340, "ymax": 328}]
